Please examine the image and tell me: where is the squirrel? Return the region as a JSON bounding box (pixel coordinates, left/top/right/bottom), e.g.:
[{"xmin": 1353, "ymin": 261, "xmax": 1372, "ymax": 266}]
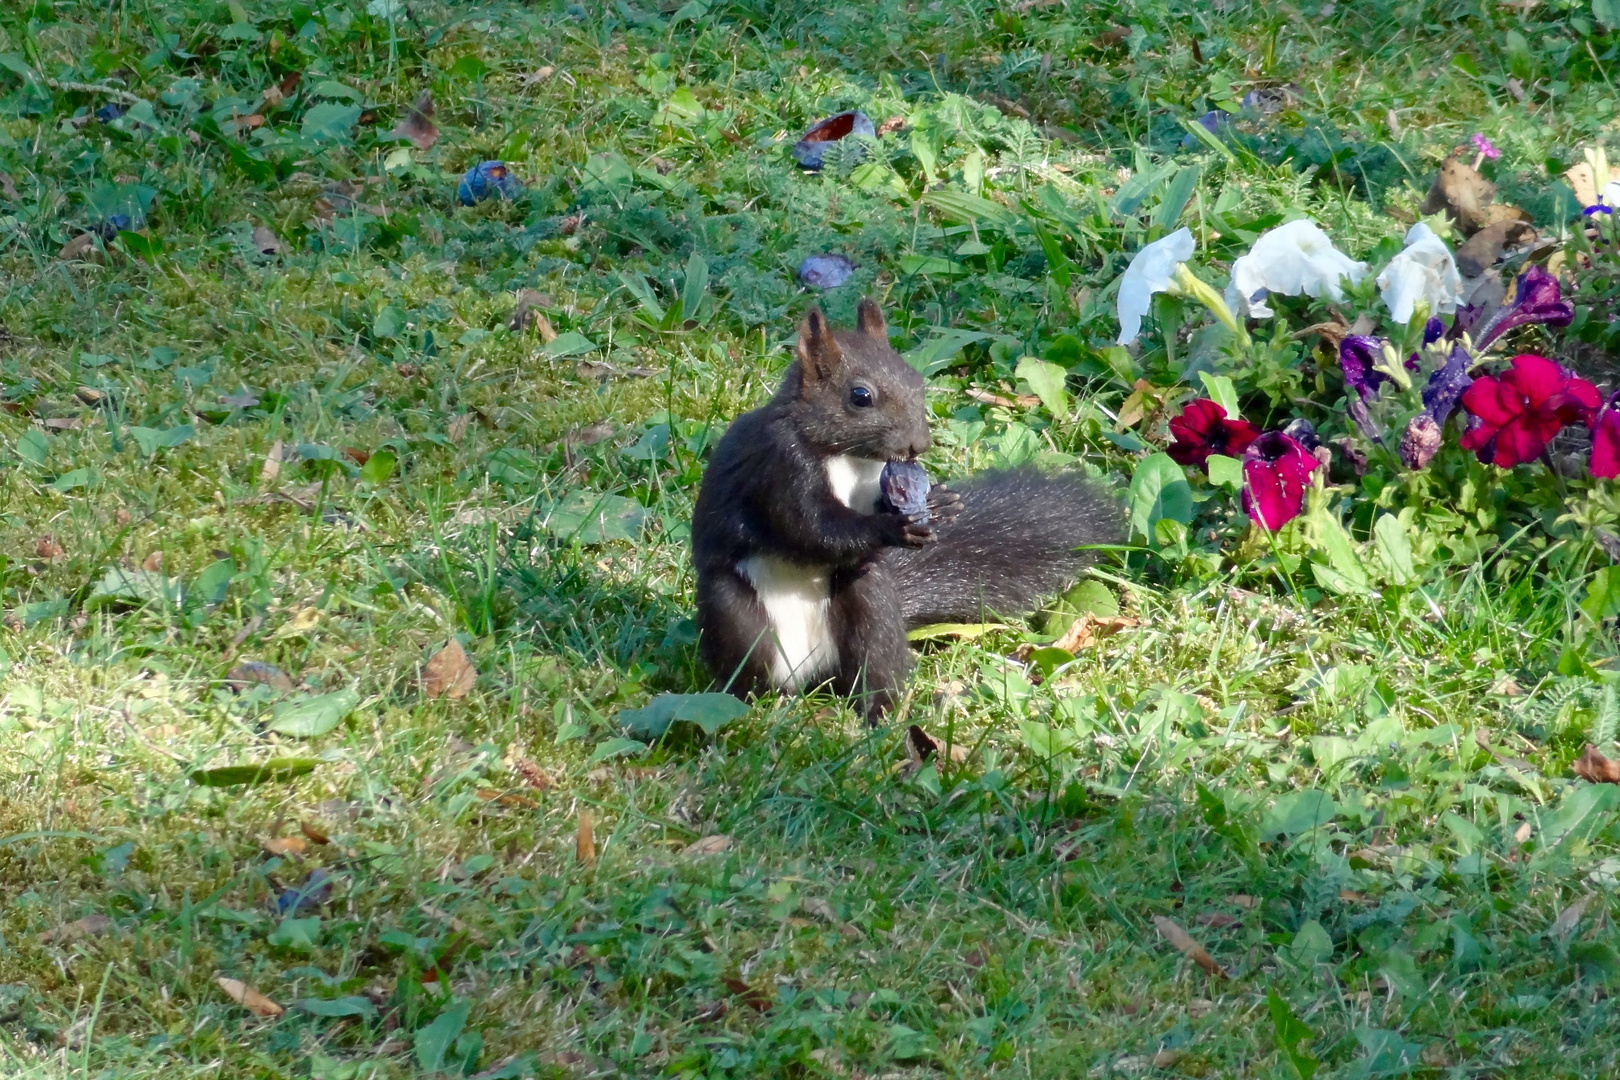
[{"xmin": 691, "ymin": 298, "xmax": 1121, "ymax": 719}]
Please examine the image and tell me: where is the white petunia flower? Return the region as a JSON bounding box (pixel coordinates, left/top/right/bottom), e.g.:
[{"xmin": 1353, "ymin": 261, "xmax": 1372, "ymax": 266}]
[
  {"xmin": 1376, "ymin": 222, "xmax": 1462, "ymax": 324},
  {"xmin": 1115, "ymin": 226, "xmax": 1196, "ymax": 345},
  {"xmin": 1224, "ymin": 219, "xmax": 1368, "ymax": 319}
]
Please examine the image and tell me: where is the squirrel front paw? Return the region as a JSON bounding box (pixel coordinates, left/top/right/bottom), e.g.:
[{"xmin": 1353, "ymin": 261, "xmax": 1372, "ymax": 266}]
[
  {"xmin": 880, "ymin": 510, "xmax": 935, "ymax": 548},
  {"xmin": 927, "ymin": 484, "xmax": 963, "ymax": 523}
]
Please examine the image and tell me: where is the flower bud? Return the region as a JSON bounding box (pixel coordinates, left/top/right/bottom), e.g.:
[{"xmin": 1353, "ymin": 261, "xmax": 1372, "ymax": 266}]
[{"xmin": 1400, "ymin": 413, "xmax": 1443, "ymax": 469}]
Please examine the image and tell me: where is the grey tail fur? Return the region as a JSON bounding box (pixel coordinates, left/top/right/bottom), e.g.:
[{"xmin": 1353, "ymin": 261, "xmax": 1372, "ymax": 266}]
[{"xmin": 879, "ymin": 466, "xmax": 1122, "ymax": 626}]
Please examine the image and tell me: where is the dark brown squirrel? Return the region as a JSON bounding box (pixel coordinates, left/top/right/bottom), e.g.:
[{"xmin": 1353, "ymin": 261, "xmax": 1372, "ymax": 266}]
[{"xmin": 691, "ymin": 299, "xmax": 1121, "ymax": 719}]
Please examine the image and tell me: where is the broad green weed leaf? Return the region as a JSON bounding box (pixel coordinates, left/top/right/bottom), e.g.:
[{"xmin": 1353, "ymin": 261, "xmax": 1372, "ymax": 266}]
[
  {"xmin": 415, "ymin": 999, "xmax": 470, "ymax": 1073},
  {"xmin": 189, "ymin": 559, "xmax": 235, "ymax": 606},
  {"xmin": 1197, "ymin": 372, "xmax": 1240, "ymax": 418},
  {"xmin": 1287, "ymin": 920, "xmax": 1333, "ymax": 968},
  {"xmin": 359, "ymin": 449, "xmax": 397, "ymax": 485},
  {"xmin": 904, "ymin": 328, "xmax": 990, "ymax": 376},
  {"xmin": 266, "ymin": 688, "xmax": 359, "ymax": 738},
  {"xmin": 268, "ymin": 916, "xmax": 321, "ymax": 952},
  {"xmin": 544, "ymin": 490, "xmax": 645, "ymax": 543},
  {"xmin": 128, "ymin": 424, "xmax": 194, "ymax": 454},
  {"xmin": 1205, "ymin": 453, "xmax": 1243, "ymax": 490},
  {"xmin": 1128, "ymin": 452, "xmax": 1194, "ymax": 543},
  {"xmin": 302, "ymin": 103, "xmax": 362, "ymax": 141},
  {"xmin": 680, "ymin": 250, "xmax": 709, "ymax": 322},
  {"xmin": 1372, "ymin": 513, "xmax": 1417, "ymax": 586},
  {"xmin": 540, "ymin": 331, "xmax": 598, "ymax": 359},
  {"xmin": 189, "ymin": 759, "xmax": 320, "ymax": 787},
  {"xmin": 1267, "ymin": 990, "xmax": 1319, "ymax": 1080},
  {"xmin": 1584, "ymin": 565, "xmax": 1620, "ymax": 619},
  {"xmin": 16, "ymin": 429, "xmax": 47, "ymax": 466},
  {"xmin": 619, "ymin": 693, "xmax": 748, "ymax": 739},
  {"xmin": 586, "ymin": 737, "xmax": 649, "ymax": 766},
  {"xmin": 1015, "ymin": 356, "xmax": 1069, "ymax": 418},
  {"xmin": 297, "ymin": 996, "xmax": 377, "ymax": 1019},
  {"xmin": 1261, "ymin": 790, "xmax": 1338, "ymax": 840}
]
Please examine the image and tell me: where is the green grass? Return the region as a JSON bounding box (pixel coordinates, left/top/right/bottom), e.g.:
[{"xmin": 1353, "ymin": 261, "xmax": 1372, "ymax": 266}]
[{"xmin": 4, "ymin": 1, "xmax": 1620, "ymax": 1077}]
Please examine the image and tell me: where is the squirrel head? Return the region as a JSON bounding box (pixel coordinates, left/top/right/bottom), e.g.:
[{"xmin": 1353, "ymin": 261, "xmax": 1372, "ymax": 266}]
[{"xmin": 790, "ymin": 299, "xmax": 931, "ymax": 460}]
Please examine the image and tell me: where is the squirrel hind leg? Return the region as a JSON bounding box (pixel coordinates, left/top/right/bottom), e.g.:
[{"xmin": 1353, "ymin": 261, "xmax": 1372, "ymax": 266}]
[
  {"xmin": 829, "ymin": 563, "xmax": 912, "ymax": 723},
  {"xmin": 696, "ymin": 567, "xmax": 781, "ymax": 700}
]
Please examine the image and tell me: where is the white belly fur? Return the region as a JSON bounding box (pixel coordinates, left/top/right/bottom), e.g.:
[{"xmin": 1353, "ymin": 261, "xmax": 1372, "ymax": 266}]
[
  {"xmin": 733, "ymin": 455, "xmax": 884, "ymax": 691},
  {"xmin": 738, "ymin": 555, "xmax": 837, "ymax": 690},
  {"xmin": 823, "ymin": 454, "xmax": 885, "ymax": 513}
]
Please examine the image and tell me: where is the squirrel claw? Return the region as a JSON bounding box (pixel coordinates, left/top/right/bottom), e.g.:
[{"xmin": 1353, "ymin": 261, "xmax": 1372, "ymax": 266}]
[
  {"xmin": 901, "ymin": 517, "xmax": 935, "ymax": 547},
  {"xmin": 927, "ymin": 484, "xmax": 963, "ymax": 523}
]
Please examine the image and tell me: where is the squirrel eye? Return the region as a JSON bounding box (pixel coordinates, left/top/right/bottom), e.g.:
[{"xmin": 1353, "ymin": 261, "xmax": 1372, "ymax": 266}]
[{"xmin": 849, "ymin": 385, "xmax": 875, "ymax": 408}]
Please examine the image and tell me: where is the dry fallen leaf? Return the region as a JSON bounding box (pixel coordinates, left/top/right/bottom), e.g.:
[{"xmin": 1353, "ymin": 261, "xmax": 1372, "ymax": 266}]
[
  {"xmin": 251, "ymin": 225, "xmax": 283, "ymax": 255},
  {"xmin": 1053, "ymin": 614, "xmax": 1140, "ymax": 653},
  {"xmin": 1195, "ymin": 911, "xmax": 1241, "ymax": 928},
  {"xmin": 723, "ymin": 974, "xmax": 772, "ymax": 1012},
  {"xmin": 299, "ymin": 820, "xmax": 330, "ymax": 845},
  {"xmin": 510, "ymin": 289, "xmax": 557, "ymax": 338},
  {"xmin": 217, "ymin": 976, "xmax": 284, "ymax": 1017},
  {"xmin": 508, "ymin": 754, "xmax": 552, "ymax": 791},
  {"xmin": 1574, "ymin": 744, "xmax": 1620, "ymax": 784},
  {"xmin": 141, "ymin": 551, "xmax": 163, "ymax": 572},
  {"xmin": 1152, "ymin": 915, "xmax": 1225, "ymax": 977},
  {"xmin": 39, "ymin": 913, "xmax": 114, "ymax": 944},
  {"xmin": 1514, "ymin": 820, "xmax": 1533, "ymax": 843},
  {"xmin": 1420, "ymin": 156, "xmax": 1499, "ymax": 236},
  {"xmin": 876, "ymin": 115, "xmax": 907, "ymax": 135},
  {"xmin": 422, "ymin": 639, "xmax": 477, "ymax": 699},
  {"xmin": 390, "ymin": 89, "xmax": 438, "ymax": 149},
  {"xmin": 475, "ymin": 788, "xmax": 539, "ymax": 809},
  {"xmin": 261, "ymin": 836, "xmax": 306, "ymax": 858},
  {"xmin": 59, "ymin": 233, "xmax": 97, "ymax": 260},
  {"xmin": 682, "ymin": 834, "xmax": 733, "ymax": 856},
  {"xmin": 34, "ymin": 536, "xmax": 65, "ymax": 561},
  {"xmin": 1454, "ymin": 219, "xmax": 1536, "ymax": 278},
  {"xmin": 273, "ymin": 607, "xmax": 320, "ymax": 639},
  {"xmin": 565, "ymin": 421, "xmax": 615, "ymax": 448},
  {"xmin": 447, "ymin": 414, "xmax": 471, "ymax": 444},
  {"xmin": 1224, "ymin": 893, "xmax": 1259, "ymax": 909},
  {"xmin": 44, "ymin": 416, "xmax": 81, "ymax": 431},
  {"xmin": 0, "ymin": 171, "xmax": 17, "ymax": 200},
  {"xmin": 261, "ymin": 439, "xmax": 283, "ymax": 483},
  {"xmin": 576, "ymin": 810, "xmax": 596, "ymax": 866},
  {"xmin": 226, "ymin": 661, "xmax": 295, "ymax": 693},
  {"xmin": 1552, "ymin": 895, "xmax": 1592, "ymax": 939}
]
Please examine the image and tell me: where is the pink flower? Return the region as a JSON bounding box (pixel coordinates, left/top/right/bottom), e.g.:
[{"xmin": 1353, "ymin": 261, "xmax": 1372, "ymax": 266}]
[
  {"xmin": 1459, "ymin": 354, "xmax": 1601, "ymax": 469},
  {"xmin": 1592, "ymin": 395, "xmax": 1620, "ymax": 479},
  {"xmin": 1241, "ymin": 430, "xmax": 1321, "ymax": 531},
  {"xmin": 1167, "ymin": 398, "xmax": 1260, "ymax": 468},
  {"xmin": 1470, "ymin": 133, "xmax": 1500, "ymax": 160}
]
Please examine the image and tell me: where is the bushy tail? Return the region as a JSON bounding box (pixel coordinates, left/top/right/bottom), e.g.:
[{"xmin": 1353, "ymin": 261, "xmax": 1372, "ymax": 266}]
[{"xmin": 881, "ymin": 466, "xmax": 1122, "ymax": 626}]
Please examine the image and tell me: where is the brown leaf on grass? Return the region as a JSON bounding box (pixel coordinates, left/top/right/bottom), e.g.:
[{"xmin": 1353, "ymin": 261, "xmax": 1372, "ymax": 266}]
[
  {"xmin": 1053, "ymin": 614, "xmax": 1140, "ymax": 653},
  {"xmin": 216, "ymin": 976, "xmax": 284, "ymax": 1017},
  {"xmin": 475, "ymin": 787, "xmax": 539, "ymax": 809},
  {"xmin": 59, "ymin": 233, "xmax": 97, "ymax": 261},
  {"xmin": 1575, "ymin": 744, "xmax": 1620, "ymax": 784},
  {"xmin": 1455, "ymin": 220, "xmax": 1537, "ymax": 278},
  {"xmin": 510, "ymin": 289, "xmax": 558, "ymax": 339},
  {"xmin": 39, "ymin": 913, "xmax": 114, "ymax": 944},
  {"xmin": 446, "ymin": 414, "xmax": 471, "ymax": 445},
  {"xmin": 576, "ymin": 810, "xmax": 596, "ymax": 866},
  {"xmin": 1420, "ymin": 156, "xmax": 1499, "ymax": 236},
  {"xmin": 876, "ymin": 115, "xmax": 907, "ymax": 135},
  {"xmin": 722, "ymin": 974, "xmax": 772, "ymax": 1012},
  {"xmin": 261, "ymin": 439, "xmax": 283, "ymax": 483},
  {"xmin": 44, "ymin": 417, "xmax": 80, "ymax": 431},
  {"xmin": 226, "ymin": 661, "xmax": 295, "ymax": 693},
  {"xmin": 1195, "ymin": 911, "xmax": 1241, "ymax": 928},
  {"xmin": 261, "ymin": 836, "xmax": 306, "ymax": 857},
  {"xmin": 251, "ymin": 225, "xmax": 283, "ymax": 255},
  {"xmin": 299, "ymin": 821, "xmax": 330, "ymax": 845},
  {"xmin": 0, "ymin": 171, "xmax": 17, "ymax": 200},
  {"xmin": 1092, "ymin": 24, "xmax": 1130, "ymax": 46},
  {"xmin": 422, "ymin": 639, "xmax": 477, "ymax": 699},
  {"xmin": 259, "ymin": 83, "xmax": 285, "ymax": 110},
  {"xmin": 390, "ymin": 90, "xmax": 438, "ymax": 150},
  {"xmin": 1552, "ymin": 895, "xmax": 1592, "ymax": 939},
  {"xmin": 74, "ymin": 386, "xmax": 104, "ymax": 405},
  {"xmin": 34, "ymin": 536, "xmax": 64, "ymax": 561},
  {"xmin": 682, "ymin": 834, "xmax": 733, "ymax": 856},
  {"xmin": 141, "ymin": 551, "xmax": 163, "ymax": 572},
  {"xmin": 277, "ymin": 71, "xmax": 303, "ymax": 98},
  {"xmin": 518, "ymin": 66, "xmax": 558, "ymax": 86},
  {"xmin": 565, "ymin": 421, "xmax": 615, "ymax": 448},
  {"xmin": 1224, "ymin": 893, "xmax": 1259, "ymax": 909},
  {"xmin": 508, "ymin": 754, "xmax": 553, "ymax": 791},
  {"xmin": 1152, "ymin": 915, "xmax": 1225, "ymax": 977},
  {"xmin": 1513, "ymin": 820, "xmax": 1533, "ymax": 844},
  {"xmin": 222, "ymin": 114, "xmax": 265, "ymax": 136}
]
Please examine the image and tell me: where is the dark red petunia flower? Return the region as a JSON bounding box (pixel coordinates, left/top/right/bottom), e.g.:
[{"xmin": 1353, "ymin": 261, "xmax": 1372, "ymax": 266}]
[
  {"xmin": 1458, "ymin": 354, "xmax": 1601, "ymax": 469},
  {"xmin": 1167, "ymin": 398, "xmax": 1260, "ymax": 468},
  {"xmin": 1241, "ymin": 430, "xmax": 1321, "ymax": 531},
  {"xmin": 1592, "ymin": 394, "xmax": 1620, "ymax": 480}
]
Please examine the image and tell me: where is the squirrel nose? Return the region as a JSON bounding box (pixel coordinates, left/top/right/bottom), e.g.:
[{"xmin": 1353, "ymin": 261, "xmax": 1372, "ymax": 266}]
[{"xmin": 908, "ymin": 430, "xmax": 930, "ymax": 458}]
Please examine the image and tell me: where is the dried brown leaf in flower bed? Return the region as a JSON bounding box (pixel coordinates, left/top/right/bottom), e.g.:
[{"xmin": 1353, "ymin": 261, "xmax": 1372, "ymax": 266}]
[
  {"xmin": 421, "ymin": 639, "xmax": 477, "ymax": 699},
  {"xmin": 1574, "ymin": 744, "xmax": 1620, "ymax": 784}
]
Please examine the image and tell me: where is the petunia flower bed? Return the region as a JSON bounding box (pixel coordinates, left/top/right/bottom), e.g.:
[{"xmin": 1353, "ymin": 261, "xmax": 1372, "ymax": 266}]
[{"xmin": 1109, "ymin": 200, "xmax": 1618, "ymax": 607}]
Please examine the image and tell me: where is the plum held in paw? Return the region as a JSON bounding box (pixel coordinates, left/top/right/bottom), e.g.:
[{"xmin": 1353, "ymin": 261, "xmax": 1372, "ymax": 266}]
[{"xmin": 880, "ymin": 459, "xmax": 931, "ymax": 522}]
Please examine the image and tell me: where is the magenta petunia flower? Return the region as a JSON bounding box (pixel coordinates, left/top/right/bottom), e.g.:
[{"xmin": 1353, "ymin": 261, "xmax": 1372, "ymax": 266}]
[
  {"xmin": 1241, "ymin": 429, "xmax": 1321, "ymax": 531},
  {"xmin": 1471, "ymin": 133, "xmax": 1500, "ymax": 161},
  {"xmin": 1592, "ymin": 393, "xmax": 1620, "ymax": 479},
  {"xmin": 1167, "ymin": 398, "xmax": 1260, "ymax": 468},
  {"xmin": 1459, "ymin": 354, "xmax": 1601, "ymax": 468}
]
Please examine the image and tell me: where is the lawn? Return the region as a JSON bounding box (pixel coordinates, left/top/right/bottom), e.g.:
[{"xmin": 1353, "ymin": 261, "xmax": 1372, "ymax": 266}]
[{"xmin": 3, "ymin": 0, "xmax": 1620, "ymax": 1077}]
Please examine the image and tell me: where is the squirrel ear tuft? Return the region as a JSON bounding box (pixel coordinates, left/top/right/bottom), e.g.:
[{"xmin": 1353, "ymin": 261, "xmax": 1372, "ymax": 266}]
[
  {"xmin": 796, "ymin": 306, "xmax": 842, "ymax": 384},
  {"xmin": 855, "ymin": 298, "xmax": 887, "ymax": 340}
]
